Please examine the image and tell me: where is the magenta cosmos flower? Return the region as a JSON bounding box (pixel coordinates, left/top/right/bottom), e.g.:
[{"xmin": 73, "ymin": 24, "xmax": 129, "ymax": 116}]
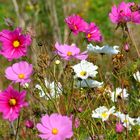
[
  {"xmin": 85, "ymin": 22, "xmax": 102, "ymax": 42},
  {"xmin": 0, "ymin": 27, "xmax": 31, "ymax": 61},
  {"xmin": 0, "ymin": 86, "xmax": 28, "ymax": 122},
  {"xmin": 36, "ymin": 113, "xmax": 73, "ymax": 140},
  {"xmin": 65, "ymin": 14, "xmax": 88, "ymax": 35},
  {"xmin": 5, "ymin": 61, "xmax": 33, "ymax": 85},
  {"xmin": 109, "ymin": 2, "xmax": 140, "ymax": 24},
  {"xmin": 55, "ymin": 42, "xmax": 88, "ymax": 60}
]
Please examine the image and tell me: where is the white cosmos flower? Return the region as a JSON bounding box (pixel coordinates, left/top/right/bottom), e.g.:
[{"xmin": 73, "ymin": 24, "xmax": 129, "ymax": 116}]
[
  {"xmin": 135, "ymin": 117, "xmax": 140, "ymax": 125},
  {"xmin": 133, "ymin": 71, "xmax": 140, "ymax": 82},
  {"xmin": 110, "ymin": 87, "xmax": 129, "ymax": 102},
  {"xmin": 76, "ymin": 79, "xmax": 103, "ymax": 88},
  {"xmin": 87, "ymin": 44, "xmax": 120, "ymax": 55},
  {"xmin": 92, "ymin": 106, "xmax": 115, "ymax": 121},
  {"xmin": 114, "ymin": 112, "xmax": 135, "ymax": 130},
  {"xmin": 35, "ymin": 79, "xmax": 62, "ymax": 99},
  {"xmin": 72, "ymin": 60, "xmax": 98, "ymax": 79}
]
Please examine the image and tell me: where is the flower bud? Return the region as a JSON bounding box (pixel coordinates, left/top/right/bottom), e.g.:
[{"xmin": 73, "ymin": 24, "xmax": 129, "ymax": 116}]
[
  {"xmin": 115, "ymin": 122, "xmax": 124, "ymax": 133},
  {"xmin": 25, "ymin": 120, "xmax": 34, "ymax": 129},
  {"xmin": 124, "ymin": 43, "xmax": 129, "ymax": 52}
]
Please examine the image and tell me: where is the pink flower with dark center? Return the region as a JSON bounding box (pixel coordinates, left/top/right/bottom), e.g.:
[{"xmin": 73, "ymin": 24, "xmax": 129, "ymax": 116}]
[
  {"xmin": 36, "ymin": 113, "xmax": 73, "ymax": 140},
  {"xmin": 5, "ymin": 61, "xmax": 33, "ymax": 85},
  {"xmin": 0, "ymin": 27, "xmax": 31, "ymax": 61},
  {"xmin": 85, "ymin": 22, "xmax": 102, "ymax": 42},
  {"xmin": 0, "ymin": 86, "xmax": 28, "ymax": 122},
  {"xmin": 109, "ymin": 2, "xmax": 140, "ymax": 24},
  {"xmin": 65, "ymin": 14, "xmax": 88, "ymax": 35},
  {"xmin": 55, "ymin": 42, "xmax": 88, "ymax": 60}
]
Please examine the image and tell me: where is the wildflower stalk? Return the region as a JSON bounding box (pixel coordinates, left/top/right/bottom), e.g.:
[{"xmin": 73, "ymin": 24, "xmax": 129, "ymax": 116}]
[
  {"xmin": 126, "ymin": 25, "xmax": 140, "ymax": 58},
  {"xmin": 15, "ymin": 83, "xmax": 21, "ymax": 140}
]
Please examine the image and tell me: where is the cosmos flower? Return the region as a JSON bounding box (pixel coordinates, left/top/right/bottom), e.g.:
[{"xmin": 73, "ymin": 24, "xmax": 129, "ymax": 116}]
[
  {"xmin": 136, "ymin": 117, "xmax": 140, "ymax": 125},
  {"xmin": 133, "ymin": 71, "xmax": 140, "ymax": 82},
  {"xmin": 72, "ymin": 60, "xmax": 98, "ymax": 80},
  {"xmin": 35, "ymin": 79, "xmax": 62, "ymax": 99},
  {"xmin": 55, "ymin": 42, "xmax": 88, "ymax": 61},
  {"xmin": 114, "ymin": 112, "xmax": 135, "ymax": 130},
  {"xmin": 85, "ymin": 22, "xmax": 102, "ymax": 42},
  {"xmin": 109, "ymin": 87, "xmax": 129, "ymax": 102},
  {"xmin": 92, "ymin": 106, "xmax": 115, "ymax": 121},
  {"xmin": 76, "ymin": 79, "xmax": 103, "ymax": 88},
  {"xmin": 109, "ymin": 2, "xmax": 140, "ymax": 24},
  {"xmin": 36, "ymin": 113, "xmax": 73, "ymax": 140},
  {"xmin": 87, "ymin": 44, "xmax": 120, "ymax": 55},
  {"xmin": 0, "ymin": 28, "xmax": 31, "ymax": 61},
  {"xmin": 5, "ymin": 61, "xmax": 33, "ymax": 85},
  {"xmin": 0, "ymin": 86, "xmax": 28, "ymax": 122},
  {"xmin": 65, "ymin": 14, "xmax": 88, "ymax": 35}
]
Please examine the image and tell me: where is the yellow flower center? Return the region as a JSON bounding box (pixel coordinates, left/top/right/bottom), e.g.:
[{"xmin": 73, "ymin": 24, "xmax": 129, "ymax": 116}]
[
  {"xmin": 124, "ymin": 119, "xmax": 128, "ymax": 123},
  {"xmin": 9, "ymin": 98, "xmax": 16, "ymax": 106},
  {"xmin": 80, "ymin": 71, "xmax": 87, "ymax": 76},
  {"xmin": 13, "ymin": 40, "xmax": 20, "ymax": 48},
  {"xmin": 67, "ymin": 51, "xmax": 72, "ymax": 56},
  {"xmin": 18, "ymin": 74, "xmax": 25, "ymax": 79},
  {"xmin": 52, "ymin": 128, "xmax": 59, "ymax": 135},
  {"xmin": 101, "ymin": 112, "xmax": 108, "ymax": 118},
  {"xmin": 87, "ymin": 33, "xmax": 91, "ymax": 38},
  {"xmin": 74, "ymin": 25, "xmax": 78, "ymax": 30}
]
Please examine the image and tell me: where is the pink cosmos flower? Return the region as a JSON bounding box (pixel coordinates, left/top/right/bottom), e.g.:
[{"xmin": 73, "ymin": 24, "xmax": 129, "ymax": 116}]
[
  {"xmin": 65, "ymin": 14, "xmax": 88, "ymax": 35},
  {"xmin": 5, "ymin": 61, "xmax": 33, "ymax": 85},
  {"xmin": 109, "ymin": 2, "xmax": 140, "ymax": 24},
  {"xmin": 55, "ymin": 42, "xmax": 88, "ymax": 60},
  {"xmin": 36, "ymin": 113, "xmax": 73, "ymax": 140},
  {"xmin": 0, "ymin": 86, "xmax": 28, "ymax": 122},
  {"xmin": 0, "ymin": 27, "xmax": 31, "ymax": 61},
  {"xmin": 85, "ymin": 22, "xmax": 102, "ymax": 42},
  {"xmin": 129, "ymin": 2, "xmax": 140, "ymax": 24}
]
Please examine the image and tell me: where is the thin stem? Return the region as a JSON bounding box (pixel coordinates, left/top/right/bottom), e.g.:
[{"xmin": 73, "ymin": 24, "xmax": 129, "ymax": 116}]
[
  {"xmin": 15, "ymin": 83, "xmax": 21, "ymax": 140},
  {"xmin": 126, "ymin": 25, "xmax": 140, "ymax": 58}
]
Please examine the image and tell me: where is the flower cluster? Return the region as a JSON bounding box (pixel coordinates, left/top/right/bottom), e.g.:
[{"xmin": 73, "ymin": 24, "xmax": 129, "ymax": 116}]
[
  {"xmin": 0, "ymin": 27, "xmax": 33, "ymax": 122},
  {"xmin": 65, "ymin": 14, "xmax": 103, "ymax": 42}
]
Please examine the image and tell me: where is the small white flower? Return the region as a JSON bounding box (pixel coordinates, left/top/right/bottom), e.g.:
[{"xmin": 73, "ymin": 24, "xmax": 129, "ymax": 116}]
[
  {"xmin": 110, "ymin": 87, "xmax": 129, "ymax": 102},
  {"xmin": 76, "ymin": 79, "xmax": 103, "ymax": 88},
  {"xmin": 35, "ymin": 79, "xmax": 62, "ymax": 99},
  {"xmin": 136, "ymin": 117, "xmax": 140, "ymax": 125},
  {"xmin": 114, "ymin": 112, "xmax": 135, "ymax": 130},
  {"xmin": 92, "ymin": 106, "xmax": 115, "ymax": 121},
  {"xmin": 133, "ymin": 71, "xmax": 140, "ymax": 82},
  {"xmin": 55, "ymin": 59, "xmax": 61, "ymax": 65},
  {"xmin": 72, "ymin": 60, "xmax": 98, "ymax": 79},
  {"xmin": 87, "ymin": 44, "xmax": 120, "ymax": 55},
  {"xmin": 23, "ymin": 83, "xmax": 29, "ymax": 88}
]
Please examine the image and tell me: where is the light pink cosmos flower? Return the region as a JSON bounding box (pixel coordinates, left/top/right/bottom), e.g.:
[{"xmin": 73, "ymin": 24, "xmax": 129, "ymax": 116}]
[
  {"xmin": 109, "ymin": 2, "xmax": 140, "ymax": 24},
  {"xmin": 55, "ymin": 42, "xmax": 88, "ymax": 60},
  {"xmin": 0, "ymin": 86, "xmax": 28, "ymax": 122},
  {"xmin": 65, "ymin": 14, "xmax": 88, "ymax": 35},
  {"xmin": 36, "ymin": 113, "xmax": 73, "ymax": 140},
  {"xmin": 0, "ymin": 27, "xmax": 31, "ymax": 61},
  {"xmin": 5, "ymin": 61, "xmax": 33, "ymax": 85},
  {"xmin": 85, "ymin": 22, "xmax": 102, "ymax": 42}
]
